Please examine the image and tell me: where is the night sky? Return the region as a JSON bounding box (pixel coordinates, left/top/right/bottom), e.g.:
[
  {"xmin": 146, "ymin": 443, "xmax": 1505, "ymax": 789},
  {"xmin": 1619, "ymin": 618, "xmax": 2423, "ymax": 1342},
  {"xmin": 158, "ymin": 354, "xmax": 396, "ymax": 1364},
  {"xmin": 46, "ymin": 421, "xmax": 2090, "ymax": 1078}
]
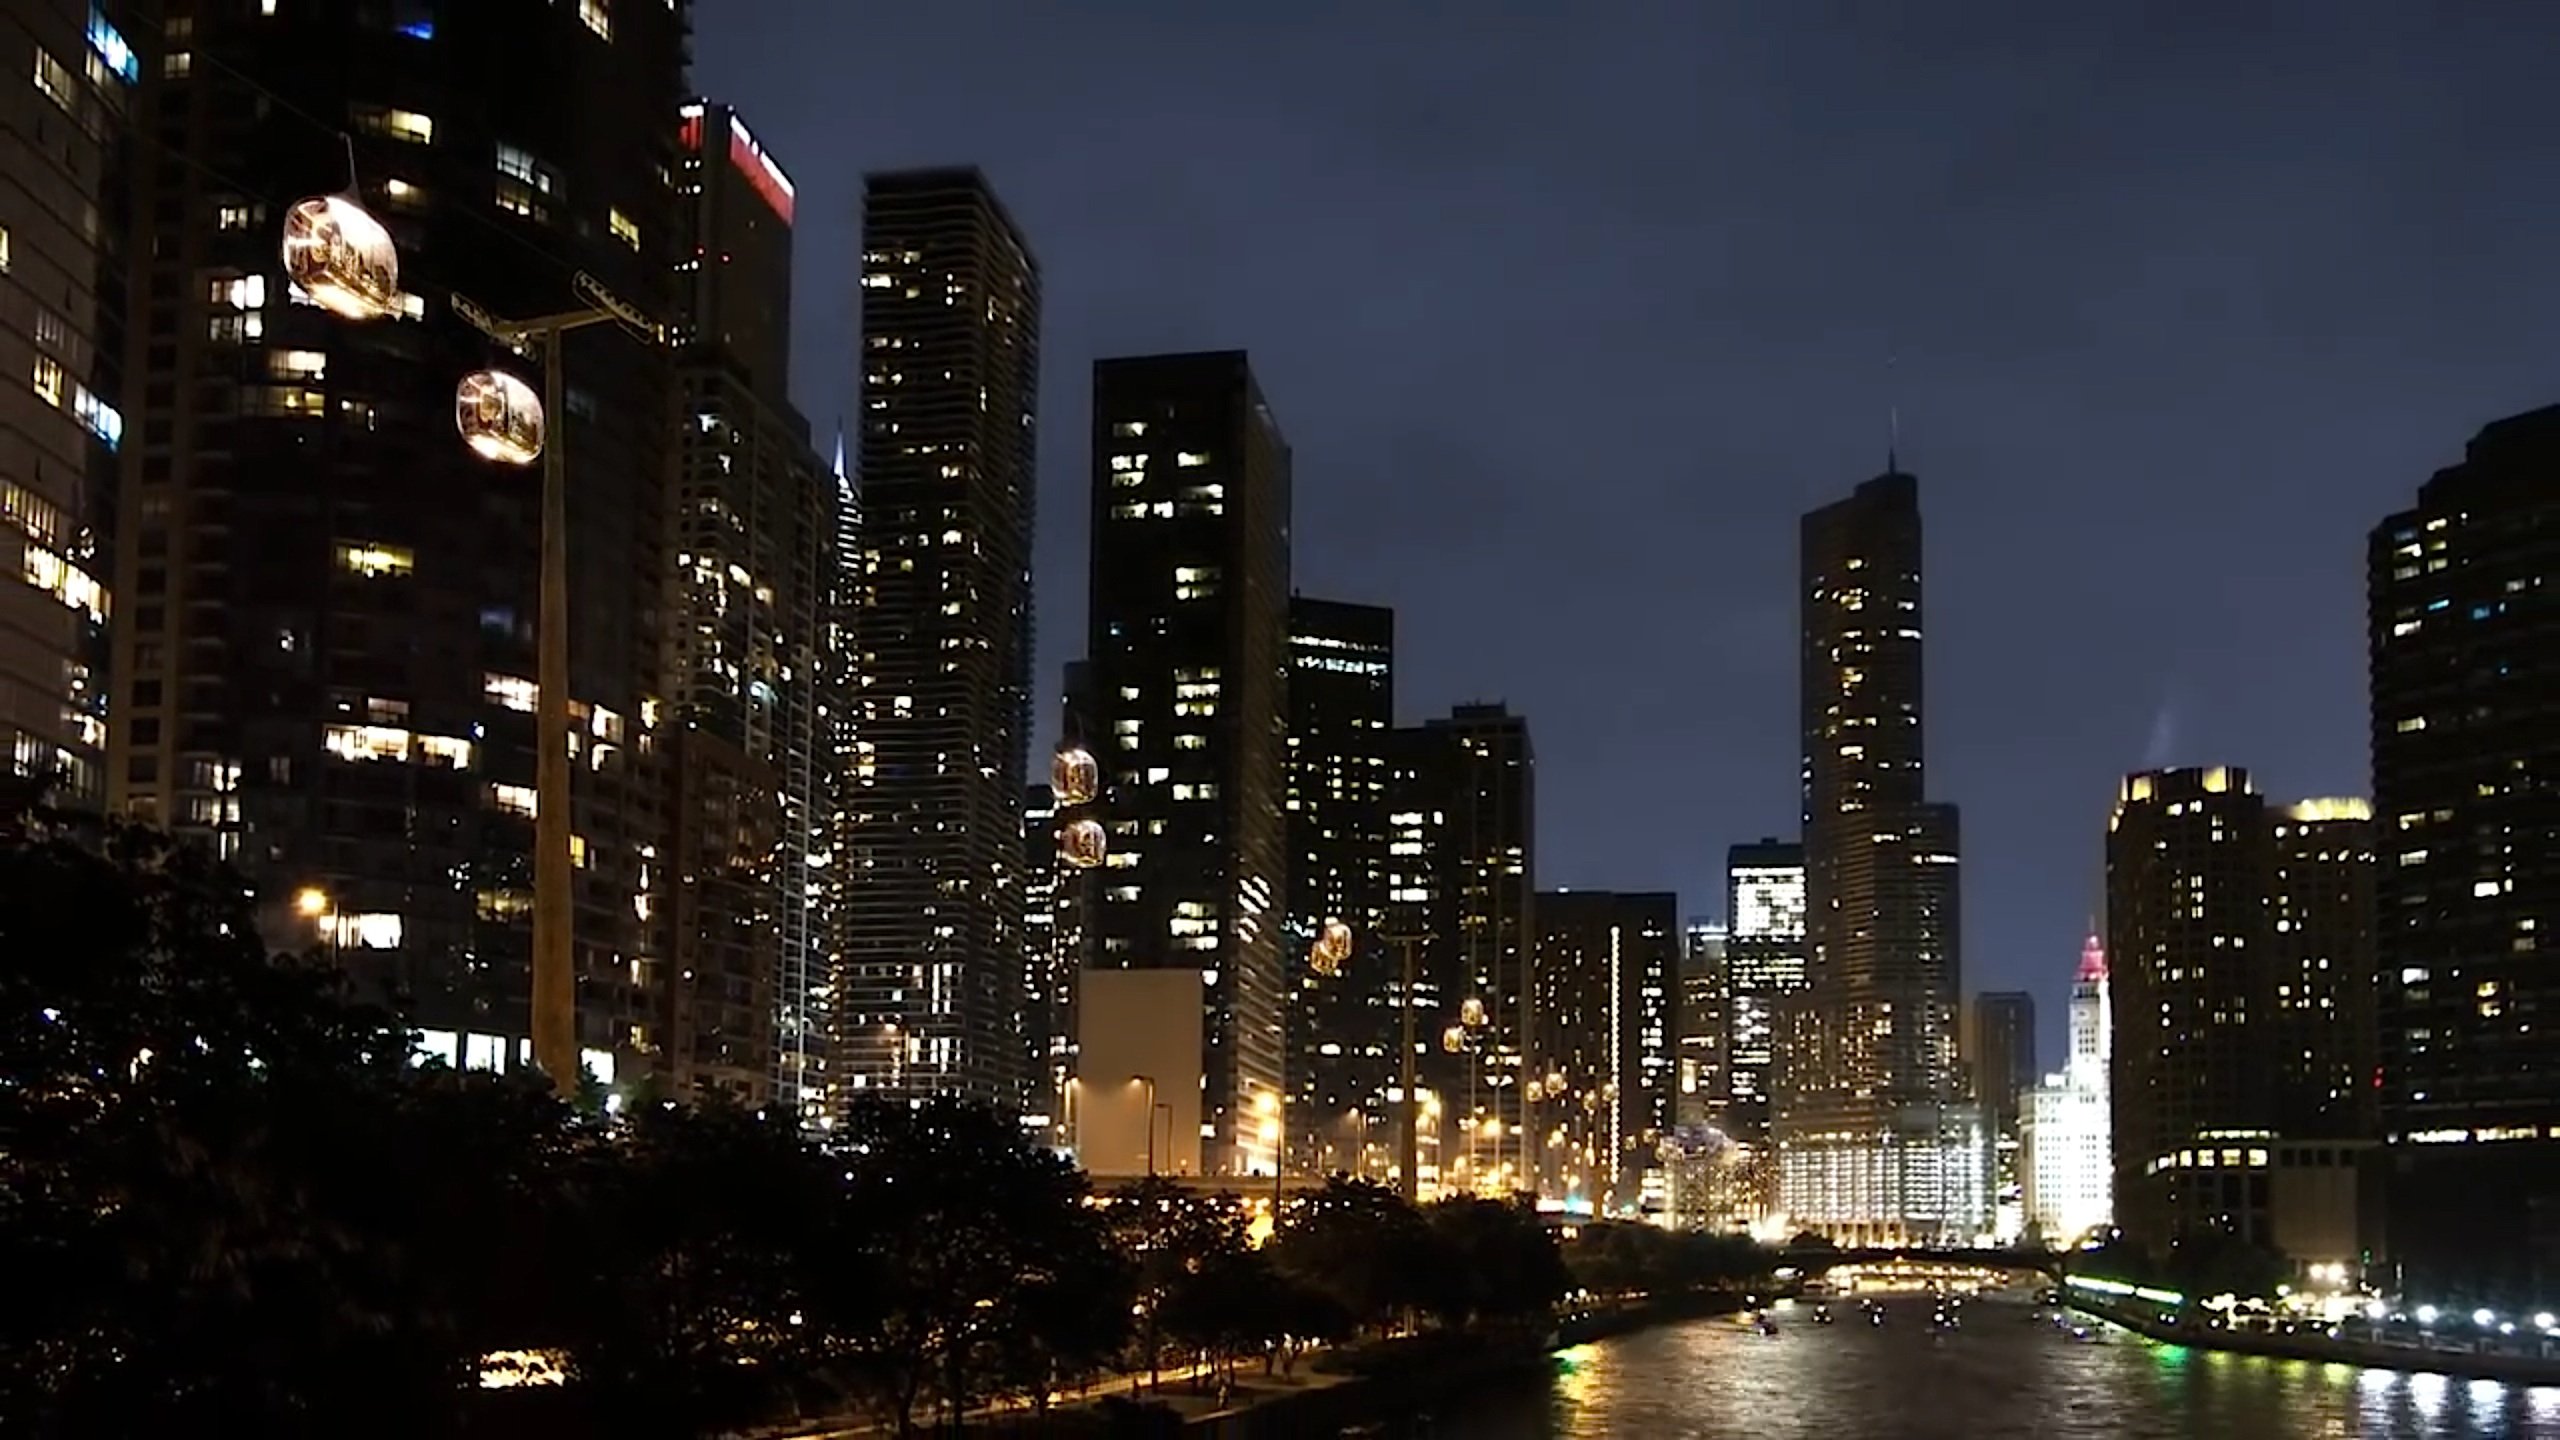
[{"xmin": 696, "ymin": 2, "xmax": 2560, "ymax": 1058}]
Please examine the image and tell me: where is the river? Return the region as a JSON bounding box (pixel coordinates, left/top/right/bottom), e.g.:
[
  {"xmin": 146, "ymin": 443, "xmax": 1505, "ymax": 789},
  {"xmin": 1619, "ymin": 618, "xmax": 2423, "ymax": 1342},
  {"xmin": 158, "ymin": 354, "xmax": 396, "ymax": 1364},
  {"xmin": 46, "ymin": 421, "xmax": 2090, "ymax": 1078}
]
[{"xmin": 1445, "ymin": 1295, "xmax": 2560, "ymax": 1438}]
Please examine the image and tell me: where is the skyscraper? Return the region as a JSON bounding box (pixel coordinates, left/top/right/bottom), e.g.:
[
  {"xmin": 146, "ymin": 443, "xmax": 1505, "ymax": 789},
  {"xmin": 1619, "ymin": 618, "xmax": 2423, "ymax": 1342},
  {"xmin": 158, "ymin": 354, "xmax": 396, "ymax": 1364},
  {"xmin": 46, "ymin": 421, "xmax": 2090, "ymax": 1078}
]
[
  {"xmin": 1087, "ymin": 351, "xmax": 1291, "ymax": 1177},
  {"xmin": 2370, "ymin": 406, "xmax": 2560, "ymax": 1300},
  {"xmin": 2022, "ymin": 936, "xmax": 2112, "ymax": 1245},
  {"xmin": 1019, "ymin": 781, "xmax": 1070, "ymax": 1143},
  {"xmin": 1285, "ymin": 596, "xmax": 1394, "ymax": 1175},
  {"xmin": 1780, "ymin": 472, "xmax": 1975, "ymax": 1243},
  {"xmin": 4, "ymin": 0, "xmax": 134, "ymax": 809},
  {"xmin": 1967, "ymin": 992, "xmax": 2037, "ymax": 1134},
  {"xmin": 1677, "ymin": 920, "xmax": 1729, "ymax": 1133},
  {"xmin": 663, "ymin": 101, "xmax": 833, "ymax": 1111},
  {"xmin": 1391, "ymin": 704, "xmax": 1535, "ymax": 1198},
  {"xmin": 1533, "ymin": 890, "xmax": 1678, "ymax": 1213},
  {"xmin": 2107, "ymin": 767, "xmax": 2277, "ymax": 1249},
  {"xmin": 1724, "ymin": 840, "xmax": 1805, "ymax": 1144},
  {"xmin": 110, "ymin": 0, "xmax": 687, "ymax": 1087},
  {"xmin": 840, "ymin": 169, "xmax": 1040, "ymax": 1112},
  {"xmin": 2269, "ymin": 799, "xmax": 2376, "ymax": 1141}
]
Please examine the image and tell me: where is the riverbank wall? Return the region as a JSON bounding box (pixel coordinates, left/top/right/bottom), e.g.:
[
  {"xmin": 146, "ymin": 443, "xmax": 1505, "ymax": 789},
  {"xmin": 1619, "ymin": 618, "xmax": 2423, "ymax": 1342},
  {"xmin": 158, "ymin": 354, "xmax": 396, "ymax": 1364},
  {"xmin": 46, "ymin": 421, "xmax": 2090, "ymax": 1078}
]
[
  {"xmin": 2068, "ymin": 1294, "xmax": 2560, "ymax": 1386},
  {"xmin": 1169, "ymin": 1290, "xmax": 1747, "ymax": 1437}
]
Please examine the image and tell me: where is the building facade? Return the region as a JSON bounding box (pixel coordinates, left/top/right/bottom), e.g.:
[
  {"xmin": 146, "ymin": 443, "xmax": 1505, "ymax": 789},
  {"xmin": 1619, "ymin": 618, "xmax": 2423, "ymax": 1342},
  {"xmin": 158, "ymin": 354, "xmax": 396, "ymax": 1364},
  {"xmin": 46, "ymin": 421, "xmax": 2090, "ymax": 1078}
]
[
  {"xmin": 2269, "ymin": 798, "xmax": 2376, "ymax": 1141},
  {"xmin": 3, "ymin": 0, "xmax": 136, "ymax": 809},
  {"xmin": 1779, "ymin": 472, "xmax": 1977, "ymax": 1243},
  {"xmin": 1390, "ymin": 704, "xmax": 1535, "ymax": 1198},
  {"xmin": 662, "ymin": 101, "xmax": 833, "ymax": 1111},
  {"xmin": 2107, "ymin": 767, "xmax": 2277, "ymax": 1249},
  {"xmin": 110, "ymin": 0, "xmax": 688, "ymax": 1088},
  {"xmin": 1086, "ymin": 351, "xmax": 1291, "ymax": 1177},
  {"xmin": 2022, "ymin": 935, "xmax": 2112, "ymax": 1245},
  {"xmin": 2369, "ymin": 406, "xmax": 2560, "ymax": 1302},
  {"xmin": 1724, "ymin": 840, "xmax": 1805, "ymax": 1145},
  {"xmin": 1284, "ymin": 595, "xmax": 1394, "ymax": 1176},
  {"xmin": 1677, "ymin": 919, "xmax": 1728, "ymax": 1133},
  {"xmin": 840, "ymin": 168, "xmax": 1040, "ymax": 1112},
  {"xmin": 1532, "ymin": 889, "xmax": 1678, "ymax": 1214}
]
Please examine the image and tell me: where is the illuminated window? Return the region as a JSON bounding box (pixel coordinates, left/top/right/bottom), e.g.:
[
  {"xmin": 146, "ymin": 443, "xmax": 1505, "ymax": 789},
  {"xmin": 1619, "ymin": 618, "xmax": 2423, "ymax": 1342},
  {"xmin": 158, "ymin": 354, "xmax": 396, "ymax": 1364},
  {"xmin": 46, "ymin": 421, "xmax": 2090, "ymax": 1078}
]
[
  {"xmin": 488, "ymin": 783, "xmax": 537, "ymax": 819},
  {"xmin": 211, "ymin": 274, "xmax": 267, "ymax": 310},
  {"xmin": 269, "ymin": 349, "xmax": 327, "ymax": 380},
  {"xmin": 208, "ymin": 313, "xmax": 264, "ymax": 344},
  {"xmin": 163, "ymin": 50, "xmax": 190, "ymax": 77},
  {"xmin": 477, "ymin": 888, "xmax": 533, "ymax": 922},
  {"xmin": 71, "ymin": 386, "xmax": 119, "ymax": 449},
  {"xmin": 608, "ymin": 208, "xmax": 639, "ymax": 249},
  {"xmin": 579, "ymin": 0, "xmax": 611, "ymax": 40},
  {"xmin": 34, "ymin": 48, "xmax": 74, "ymax": 109},
  {"xmin": 31, "ymin": 357, "xmax": 64, "ymax": 407},
  {"xmin": 382, "ymin": 177, "xmax": 423, "ymax": 206},
  {"xmin": 326, "ymin": 912, "xmax": 405, "ymax": 950},
  {"xmin": 1176, "ymin": 451, "xmax": 1209, "ymax": 467},
  {"xmin": 1112, "ymin": 420, "xmax": 1147, "ymax": 437},
  {"xmin": 0, "ymin": 225, "xmax": 9, "ymax": 272},
  {"xmin": 335, "ymin": 542, "xmax": 413, "ymax": 578},
  {"xmin": 1174, "ymin": 565, "xmax": 1220, "ymax": 600},
  {"xmin": 23, "ymin": 543, "xmax": 107, "ymax": 622},
  {"xmin": 247, "ymin": 385, "xmax": 325, "ymax": 417},
  {"xmin": 416, "ymin": 734, "xmax": 472, "ymax": 768},
  {"xmin": 484, "ymin": 674, "xmax": 537, "ymax": 712},
  {"xmin": 324, "ymin": 724, "xmax": 413, "ymax": 762},
  {"xmin": 355, "ymin": 105, "xmax": 435, "ymax": 144}
]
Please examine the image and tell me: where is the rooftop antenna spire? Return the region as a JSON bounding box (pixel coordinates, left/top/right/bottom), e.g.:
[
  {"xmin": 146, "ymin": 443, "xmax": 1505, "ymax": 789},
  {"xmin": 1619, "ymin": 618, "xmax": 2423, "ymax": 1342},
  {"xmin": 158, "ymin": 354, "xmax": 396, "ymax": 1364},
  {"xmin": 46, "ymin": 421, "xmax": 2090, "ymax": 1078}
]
[{"xmin": 1886, "ymin": 346, "xmax": 1902, "ymax": 474}]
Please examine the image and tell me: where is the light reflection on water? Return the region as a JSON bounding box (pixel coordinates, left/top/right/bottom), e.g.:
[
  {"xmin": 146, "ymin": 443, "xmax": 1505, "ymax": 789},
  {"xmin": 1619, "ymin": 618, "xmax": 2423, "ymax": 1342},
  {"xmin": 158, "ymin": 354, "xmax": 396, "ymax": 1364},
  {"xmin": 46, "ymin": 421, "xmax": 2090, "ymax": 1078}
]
[{"xmin": 1448, "ymin": 1298, "xmax": 2560, "ymax": 1438}]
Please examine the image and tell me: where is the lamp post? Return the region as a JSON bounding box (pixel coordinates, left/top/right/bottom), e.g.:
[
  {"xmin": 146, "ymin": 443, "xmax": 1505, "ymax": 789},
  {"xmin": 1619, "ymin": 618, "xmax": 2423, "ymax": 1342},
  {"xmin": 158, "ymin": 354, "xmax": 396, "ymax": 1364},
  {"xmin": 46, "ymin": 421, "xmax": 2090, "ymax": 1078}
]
[{"xmin": 452, "ymin": 278, "xmax": 661, "ymax": 1096}]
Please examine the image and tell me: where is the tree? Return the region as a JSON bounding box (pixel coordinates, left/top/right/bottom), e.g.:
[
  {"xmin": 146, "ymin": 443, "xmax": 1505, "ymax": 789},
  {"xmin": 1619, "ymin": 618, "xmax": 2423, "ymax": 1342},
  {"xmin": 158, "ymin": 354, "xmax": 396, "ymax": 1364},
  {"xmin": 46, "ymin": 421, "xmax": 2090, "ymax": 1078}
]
[
  {"xmin": 0, "ymin": 812, "xmax": 499, "ymax": 1434},
  {"xmin": 1268, "ymin": 1177, "xmax": 1433, "ymax": 1333},
  {"xmin": 1104, "ymin": 1176, "xmax": 1249, "ymax": 1386},
  {"xmin": 824, "ymin": 1097, "xmax": 1127, "ymax": 1435},
  {"xmin": 558, "ymin": 1100, "xmax": 842, "ymax": 1434},
  {"xmin": 1421, "ymin": 1196, "xmax": 1568, "ymax": 1329}
]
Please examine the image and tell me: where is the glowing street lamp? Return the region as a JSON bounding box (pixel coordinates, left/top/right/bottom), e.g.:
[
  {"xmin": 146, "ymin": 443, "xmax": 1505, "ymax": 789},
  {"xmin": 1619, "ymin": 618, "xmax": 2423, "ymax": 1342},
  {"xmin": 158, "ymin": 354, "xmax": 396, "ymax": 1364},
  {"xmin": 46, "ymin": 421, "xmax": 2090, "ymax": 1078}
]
[{"xmin": 293, "ymin": 886, "xmax": 331, "ymax": 919}]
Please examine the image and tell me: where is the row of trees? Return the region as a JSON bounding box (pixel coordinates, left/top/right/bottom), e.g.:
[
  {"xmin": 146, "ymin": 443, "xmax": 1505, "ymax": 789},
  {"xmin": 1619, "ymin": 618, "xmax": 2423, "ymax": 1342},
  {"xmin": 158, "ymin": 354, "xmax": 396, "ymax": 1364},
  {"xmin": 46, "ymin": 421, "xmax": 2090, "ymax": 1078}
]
[{"xmin": 0, "ymin": 808, "xmax": 1581, "ymax": 1436}]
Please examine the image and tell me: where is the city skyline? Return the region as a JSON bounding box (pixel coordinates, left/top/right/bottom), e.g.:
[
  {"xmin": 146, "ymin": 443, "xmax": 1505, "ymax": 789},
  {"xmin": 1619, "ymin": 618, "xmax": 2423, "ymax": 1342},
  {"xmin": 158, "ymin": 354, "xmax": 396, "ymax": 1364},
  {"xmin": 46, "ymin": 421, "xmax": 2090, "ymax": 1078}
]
[{"xmin": 689, "ymin": 6, "xmax": 2560, "ymax": 1059}]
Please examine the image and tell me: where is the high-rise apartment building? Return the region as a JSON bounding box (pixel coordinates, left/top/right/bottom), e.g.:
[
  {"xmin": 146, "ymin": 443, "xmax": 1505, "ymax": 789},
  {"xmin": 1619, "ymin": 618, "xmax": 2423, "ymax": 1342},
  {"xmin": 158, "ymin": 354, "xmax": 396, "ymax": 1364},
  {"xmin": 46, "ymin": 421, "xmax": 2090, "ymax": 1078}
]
[
  {"xmin": 110, "ymin": 1, "xmax": 687, "ymax": 1086},
  {"xmin": 1284, "ymin": 595, "xmax": 1393, "ymax": 1175},
  {"xmin": 2269, "ymin": 799, "xmax": 2375, "ymax": 1141},
  {"xmin": 840, "ymin": 168, "xmax": 1040, "ymax": 1111},
  {"xmin": 1390, "ymin": 703, "xmax": 1535, "ymax": 1198},
  {"xmin": 4, "ymin": 0, "xmax": 136, "ymax": 809},
  {"xmin": 1780, "ymin": 473, "xmax": 1976, "ymax": 1243},
  {"xmin": 1086, "ymin": 351, "xmax": 1291, "ymax": 1177},
  {"xmin": 2370, "ymin": 406, "xmax": 2560, "ymax": 1301},
  {"xmin": 1967, "ymin": 991, "xmax": 2037, "ymax": 1134},
  {"xmin": 2107, "ymin": 766, "xmax": 2277, "ymax": 1247},
  {"xmin": 1533, "ymin": 890, "xmax": 1678, "ymax": 1214},
  {"xmin": 1724, "ymin": 839, "xmax": 1805, "ymax": 1143},
  {"xmin": 1677, "ymin": 920, "xmax": 1729, "ymax": 1133},
  {"xmin": 662, "ymin": 101, "xmax": 833, "ymax": 1111},
  {"xmin": 2107, "ymin": 767, "xmax": 2379, "ymax": 1258},
  {"xmin": 2022, "ymin": 935, "xmax": 2112, "ymax": 1244},
  {"xmin": 1019, "ymin": 782, "xmax": 1070, "ymax": 1143}
]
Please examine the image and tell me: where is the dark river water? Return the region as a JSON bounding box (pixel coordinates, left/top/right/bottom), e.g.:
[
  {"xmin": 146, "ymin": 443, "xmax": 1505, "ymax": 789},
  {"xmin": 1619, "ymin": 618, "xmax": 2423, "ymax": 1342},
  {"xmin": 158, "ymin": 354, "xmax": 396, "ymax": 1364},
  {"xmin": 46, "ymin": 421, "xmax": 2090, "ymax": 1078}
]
[{"xmin": 1446, "ymin": 1295, "xmax": 2560, "ymax": 1439}]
